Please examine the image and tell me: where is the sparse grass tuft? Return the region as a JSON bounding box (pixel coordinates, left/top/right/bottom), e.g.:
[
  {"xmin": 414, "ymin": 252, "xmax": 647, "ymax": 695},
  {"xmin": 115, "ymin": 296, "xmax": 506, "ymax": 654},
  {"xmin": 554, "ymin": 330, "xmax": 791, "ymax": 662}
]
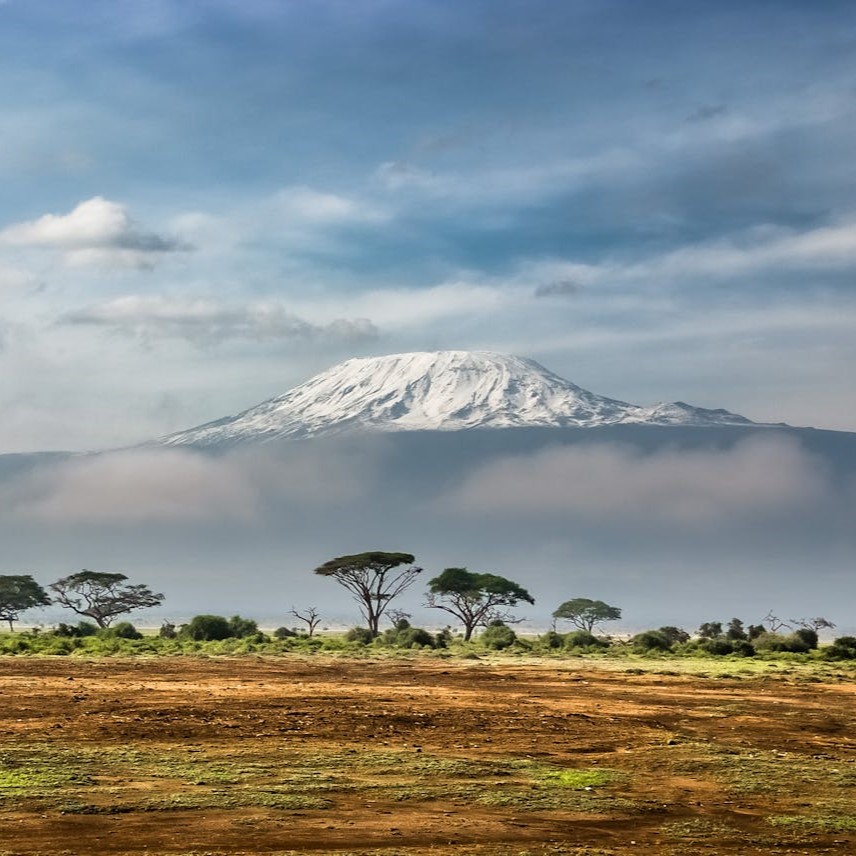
[{"xmin": 768, "ymin": 813, "xmax": 856, "ymax": 832}]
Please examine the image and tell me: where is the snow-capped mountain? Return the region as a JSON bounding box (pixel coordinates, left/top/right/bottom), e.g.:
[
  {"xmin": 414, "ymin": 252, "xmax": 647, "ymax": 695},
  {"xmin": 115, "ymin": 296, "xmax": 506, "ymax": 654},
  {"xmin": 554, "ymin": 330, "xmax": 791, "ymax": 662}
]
[{"xmin": 159, "ymin": 350, "xmax": 756, "ymax": 447}]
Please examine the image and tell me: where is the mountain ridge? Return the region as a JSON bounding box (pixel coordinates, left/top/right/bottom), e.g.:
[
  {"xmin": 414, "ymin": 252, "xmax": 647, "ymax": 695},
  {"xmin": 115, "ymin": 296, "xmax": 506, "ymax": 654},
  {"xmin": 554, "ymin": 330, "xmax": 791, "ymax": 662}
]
[{"xmin": 159, "ymin": 350, "xmax": 761, "ymax": 448}]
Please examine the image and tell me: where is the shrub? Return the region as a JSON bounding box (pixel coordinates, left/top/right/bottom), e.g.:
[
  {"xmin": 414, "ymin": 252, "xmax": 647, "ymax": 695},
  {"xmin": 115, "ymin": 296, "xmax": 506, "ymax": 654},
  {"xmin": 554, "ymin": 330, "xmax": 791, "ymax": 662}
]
[
  {"xmin": 53, "ymin": 621, "xmax": 98, "ymax": 638},
  {"xmin": 480, "ymin": 621, "xmax": 517, "ymax": 650},
  {"xmin": 158, "ymin": 621, "xmax": 177, "ymax": 639},
  {"xmin": 825, "ymin": 636, "xmax": 856, "ymax": 660},
  {"xmin": 434, "ymin": 627, "xmax": 452, "ymax": 648},
  {"xmin": 632, "ymin": 630, "xmax": 673, "ymax": 652},
  {"xmin": 540, "ymin": 630, "xmax": 564, "ymax": 649},
  {"xmin": 726, "ymin": 618, "xmax": 748, "ymax": 641},
  {"xmin": 698, "ymin": 621, "xmax": 723, "ymax": 639},
  {"xmin": 658, "ymin": 626, "xmax": 690, "ymax": 645},
  {"xmin": 793, "ymin": 627, "xmax": 819, "ymax": 650},
  {"xmin": 396, "ymin": 627, "xmax": 436, "ymax": 648},
  {"xmin": 274, "ymin": 626, "xmax": 297, "ymax": 639},
  {"xmin": 381, "ymin": 623, "xmax": 436, "ymax": 648},
  {"xmin": 752, "ymin": 632, "xmax": 810, "ymax": 654},
  {"xmin": 699, "ymin": 638, "xmax": 734, "ymax": 656},
  {"xmin": 344, "ymin": 626, "xmax": 374, "ymax": 645},
  {"xmin": 563, "ymin": 630, "xmax": 608, "ymax": 650},
  {"xmin": 228, "ymin": 615, "xmax": 259, "ymax": 638},
  {"xmin": 182, "ymin": 614, "xmax": 233, "ymax": 641},
  {"xmin": 104, "ymin": 621, "xmax": 142, "ymax": 640},
  {"xmin": 730, "ymin": 639, "xmax": 756, "ymax": 657}
]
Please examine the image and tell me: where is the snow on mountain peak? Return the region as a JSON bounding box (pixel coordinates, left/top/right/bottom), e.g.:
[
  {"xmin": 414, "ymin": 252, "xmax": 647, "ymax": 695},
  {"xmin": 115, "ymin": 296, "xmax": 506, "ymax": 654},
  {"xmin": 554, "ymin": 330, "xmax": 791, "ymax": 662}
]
[{"xmin": 160, "ymin": 350, "xmax": 755, "ymax": 446}]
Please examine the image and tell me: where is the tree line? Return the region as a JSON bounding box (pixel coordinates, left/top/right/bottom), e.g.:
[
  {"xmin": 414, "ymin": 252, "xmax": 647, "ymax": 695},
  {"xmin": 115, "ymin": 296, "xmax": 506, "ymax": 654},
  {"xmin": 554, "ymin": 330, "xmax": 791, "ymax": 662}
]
[{"xmin": 1, "ymin": 552, "xmax": 850, "ymax": 661}]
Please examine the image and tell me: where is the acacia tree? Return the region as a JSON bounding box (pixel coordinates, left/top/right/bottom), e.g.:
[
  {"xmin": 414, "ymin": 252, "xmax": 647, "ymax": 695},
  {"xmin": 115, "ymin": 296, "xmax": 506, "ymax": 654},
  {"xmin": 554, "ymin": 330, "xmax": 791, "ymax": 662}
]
[
  {"xmin": 313, "ymin": 551, "xmax": 421, "ymax": 637},
  {"xmin": 426, "ymin": 567, "xmax": 534, "ymax": 641},
  {"xmin": 0, "ymin": 575, "xmax": 51, "ymax": 631},
  {"xmin": 553, "ymin": 598, "xmax": 621, "ymax": 633},
  {"xmin": 49, "ymin": 570, "xmax": 164, "ymax": 628},
  {"xmin": 791, "ymin": 616, "xmax": 835, "ymax": 633}
]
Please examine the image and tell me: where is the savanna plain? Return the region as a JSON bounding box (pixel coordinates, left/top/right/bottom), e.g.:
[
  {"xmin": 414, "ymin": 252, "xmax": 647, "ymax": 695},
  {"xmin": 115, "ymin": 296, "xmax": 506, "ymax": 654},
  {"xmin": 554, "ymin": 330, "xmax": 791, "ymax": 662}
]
[{"xmin": 1, "ymin": 653, "xmax": 855, "ymax": 856}]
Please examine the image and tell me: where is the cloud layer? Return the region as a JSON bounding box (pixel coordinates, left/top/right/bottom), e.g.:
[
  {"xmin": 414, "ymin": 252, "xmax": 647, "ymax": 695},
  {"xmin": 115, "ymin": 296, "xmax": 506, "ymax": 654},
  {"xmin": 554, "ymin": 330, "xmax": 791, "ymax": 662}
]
[
  {"xmin": 443, "ymin": 436, "xmax": 833, "ymax": 526},
  {"xmin": 63, "ymin": 296, "xmax": 379, "ymax": 346}
]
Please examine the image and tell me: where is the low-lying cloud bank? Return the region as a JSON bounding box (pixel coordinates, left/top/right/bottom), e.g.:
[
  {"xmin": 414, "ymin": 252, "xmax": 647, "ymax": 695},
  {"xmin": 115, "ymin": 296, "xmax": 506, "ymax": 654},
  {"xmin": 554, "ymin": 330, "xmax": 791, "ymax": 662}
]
[
  {"xmin": 0, "ymin": 444, "xmax": 377, "ymax": 525},
  {"xmin": 0, "ymin": 433, "xmax": 850, "ymax": 534},
  {"xmin": 0, "ymin": 431, "xmax": 852, "ymax": 625},
  {"xmin": 441, "ymin": 435, "xmax": 836, "ymax": 526}
]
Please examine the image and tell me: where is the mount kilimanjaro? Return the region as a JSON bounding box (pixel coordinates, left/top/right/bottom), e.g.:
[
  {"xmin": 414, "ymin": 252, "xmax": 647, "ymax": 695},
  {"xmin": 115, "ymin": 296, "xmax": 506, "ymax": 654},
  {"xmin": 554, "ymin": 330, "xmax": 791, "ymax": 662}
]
[{"xmin": 159, "ymin": 350, "xmax": 759, "ymax": 447}]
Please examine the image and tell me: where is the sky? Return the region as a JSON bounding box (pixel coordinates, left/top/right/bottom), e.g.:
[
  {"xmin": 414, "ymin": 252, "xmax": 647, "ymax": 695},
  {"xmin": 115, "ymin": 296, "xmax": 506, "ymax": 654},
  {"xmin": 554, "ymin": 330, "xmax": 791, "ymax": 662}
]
[{"xmin": 1, "ymin": 0, "xmax": 855, "ymax": 452}]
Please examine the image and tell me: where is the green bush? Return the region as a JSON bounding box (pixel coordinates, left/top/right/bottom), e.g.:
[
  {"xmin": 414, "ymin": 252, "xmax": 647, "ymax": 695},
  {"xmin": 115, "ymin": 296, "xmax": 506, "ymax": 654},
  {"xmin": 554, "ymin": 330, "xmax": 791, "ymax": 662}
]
[
  {"xmin": 563, "ymin": 630, "xmax": 608, "ymax": 650},
  {"xmin": 53, "ymin": 621, "xmax": 99, "ymax": 638},
  {"xmin": 227, "ymin": 615, "xmax": 259, "ymax": 638},
  {"xmin": 825, "ymin": 636, "xmax": 856, "ymax": 660},
  {"xmin": 274, "ymin": 626, "xmax": 297, "ymax": 639},
  {"xmin": 480, "ymin": 622, "xmax": 517, "ymax": 650},
  {"xmin": 632, "ymin": 630, "xmax": 673, "ymax": 652},
  {"xmin": 381, "ymin": 624, "xmax": 436, "ymax": 648},
  {"xmin": 344, "ymin": 626, "xmax": 374, "ymax": 645},
  {"xmin": 102, "ymin": 621, "xmax": 142, "ymax": 640},
  {"xmin": 657, "ymin": 626, "xmax": 690, "ymax": 645},
  {"xmin": 159, "ymin": 621, "xmax": 177, "ymax": 639},
  {"xmin": 698, "ymin": 638, "xmax": 734, "ymax": 656},
  {"xmin": 730, "ymin": 639, "xmax": 756, "ymax": 657},
  {"xmin": 752, "ymin": 632, "xmax": 810, "ymax": 654},
  {"xmin": 793, "ymin": 628, "xmax": 819, "ymax": 650},
  {"xmin": 181, "ymin": 614, "xmax": 233, "ymax": 641},
  {"xmin": 540, "ymin": 630, "xmax": 564, "ymax": 649}
]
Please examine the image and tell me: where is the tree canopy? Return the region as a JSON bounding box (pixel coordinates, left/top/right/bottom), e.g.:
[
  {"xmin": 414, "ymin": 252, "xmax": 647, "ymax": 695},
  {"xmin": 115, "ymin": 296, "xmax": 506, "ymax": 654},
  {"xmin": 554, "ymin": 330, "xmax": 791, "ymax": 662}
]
[
  {"xmin": 0, "ymin": 575, "xmax": 51, "ymax": 631},
  {"xmin": 313, "ymin": 551, "xmax": 421, "ymax": 637},
  {"xmin": 426, "ymin": 567, "xmax": 534, "ymax": 641},
  {"xmin": 49, "ymin": 570, "xmax": 164, "ymax": 628},
  {"xmin": 552, "ymin": 598, "xmax": 621, "ymax": 632}
]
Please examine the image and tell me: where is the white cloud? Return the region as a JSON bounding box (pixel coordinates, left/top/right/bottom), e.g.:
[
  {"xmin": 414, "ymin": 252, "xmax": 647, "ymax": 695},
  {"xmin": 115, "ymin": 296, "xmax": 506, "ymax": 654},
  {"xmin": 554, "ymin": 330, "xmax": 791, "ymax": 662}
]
[
  {"xmin": 270, "ymin": 185, "xmax": 387, "ymax": 225},
  {"xmin": 0, "ymin": 261, "xmax": 38, "ymax": 291},
  {"xmin": 62, "ymin": 295, "xmax": 379, "ymax": 346},
  {"xmin": 634, "ymin": 221, "xmax": 856, "ymax": 280},
  {"xmin": 0, "ymin": 197, "xmax": 189, "ymax": 269},
  {"xmin": 505, "ymin": 219, "xmax": 856, "ymax": 295}
]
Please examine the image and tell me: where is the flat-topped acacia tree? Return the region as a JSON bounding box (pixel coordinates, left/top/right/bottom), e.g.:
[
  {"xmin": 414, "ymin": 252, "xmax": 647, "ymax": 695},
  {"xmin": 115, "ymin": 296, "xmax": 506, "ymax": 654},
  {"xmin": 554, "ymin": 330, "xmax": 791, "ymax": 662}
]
[
  {"xmin": 313, "ymin": 551, "xmax": 421, "ymax": 637},
  {"xmin": 0, "ymin": 575, "xmax": 51, "ymax": 631},
  {"xmin": 50, "ymin": 570, "xmax": 164, "ymax": 628},
  {"xmin": 426, "ymin": 568, "xmax": 534, "ymax": 641},
  {"xmin": 553, "ymin": 598, "xmax": 621, "ymax": 633}
]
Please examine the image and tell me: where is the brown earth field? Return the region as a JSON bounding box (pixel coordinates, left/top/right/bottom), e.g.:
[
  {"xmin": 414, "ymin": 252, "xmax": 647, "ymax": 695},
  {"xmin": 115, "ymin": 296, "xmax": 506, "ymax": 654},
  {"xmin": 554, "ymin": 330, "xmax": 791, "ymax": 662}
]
[{"xmin": 0, "ymin": 655, "xmax": 855, "ymax": 856}]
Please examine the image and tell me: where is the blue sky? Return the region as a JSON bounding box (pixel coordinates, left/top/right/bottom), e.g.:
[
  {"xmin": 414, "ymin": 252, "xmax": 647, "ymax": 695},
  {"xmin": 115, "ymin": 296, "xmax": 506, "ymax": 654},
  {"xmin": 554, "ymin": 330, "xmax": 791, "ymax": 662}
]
[{"xmin": 2, "ymin": 0, "xmax": 856, "ymax": 450}]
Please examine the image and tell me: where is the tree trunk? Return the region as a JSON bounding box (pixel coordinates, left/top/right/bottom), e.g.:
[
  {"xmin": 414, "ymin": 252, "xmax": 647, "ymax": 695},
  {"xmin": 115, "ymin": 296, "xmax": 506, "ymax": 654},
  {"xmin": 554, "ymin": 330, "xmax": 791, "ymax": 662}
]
[{"xmin": 368, "ymin": 611, "xmax": 380, "ymax": 638}]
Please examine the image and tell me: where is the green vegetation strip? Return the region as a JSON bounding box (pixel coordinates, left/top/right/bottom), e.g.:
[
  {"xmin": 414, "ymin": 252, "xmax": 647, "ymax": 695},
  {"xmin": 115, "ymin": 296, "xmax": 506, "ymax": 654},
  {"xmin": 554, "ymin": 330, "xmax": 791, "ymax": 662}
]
[
  {"xmin": 0, "ymin": 743, "xmax": 628, "ymax": 817},
  {"xmin": 768, "ymin": 814, "xmax": 856, "ymax": 832}
]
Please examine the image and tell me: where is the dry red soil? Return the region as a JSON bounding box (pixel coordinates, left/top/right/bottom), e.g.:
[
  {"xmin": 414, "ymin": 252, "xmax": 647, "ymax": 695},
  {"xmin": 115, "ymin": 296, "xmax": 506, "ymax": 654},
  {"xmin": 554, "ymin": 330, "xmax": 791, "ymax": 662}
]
[{"xmin": 0, "ymin": 656, "xmax": 854, "ymax": 855}]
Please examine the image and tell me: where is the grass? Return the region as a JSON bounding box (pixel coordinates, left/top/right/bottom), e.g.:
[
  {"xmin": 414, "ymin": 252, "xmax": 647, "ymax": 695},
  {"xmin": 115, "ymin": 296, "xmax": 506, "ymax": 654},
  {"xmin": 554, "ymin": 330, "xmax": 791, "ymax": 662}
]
[
  {"xmin": 768, "ymin": 813, "xmax": 856, "ymax": 831},
  {"xmin": 2, "ymin": 629, "xmax": 856, "ymax": 674},
  {"xmin": 0, "ymin": 742, "xmax": 631, "ymax": 818}
]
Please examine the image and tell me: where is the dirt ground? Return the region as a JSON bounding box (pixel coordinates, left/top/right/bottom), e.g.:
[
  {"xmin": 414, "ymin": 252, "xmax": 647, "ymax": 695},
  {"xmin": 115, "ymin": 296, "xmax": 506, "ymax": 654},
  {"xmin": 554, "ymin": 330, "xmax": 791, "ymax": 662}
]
[{"xmin": 0, "ymin": 655, "xmax": 854, "ymax": 855}]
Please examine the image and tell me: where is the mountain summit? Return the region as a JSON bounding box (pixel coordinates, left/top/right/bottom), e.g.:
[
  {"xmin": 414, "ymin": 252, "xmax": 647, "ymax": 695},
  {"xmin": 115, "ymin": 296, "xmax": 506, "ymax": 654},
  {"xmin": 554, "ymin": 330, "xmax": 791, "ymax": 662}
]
[{"xmin": 160, "ymin": 350, "xmax": 755, "ymax": 447}]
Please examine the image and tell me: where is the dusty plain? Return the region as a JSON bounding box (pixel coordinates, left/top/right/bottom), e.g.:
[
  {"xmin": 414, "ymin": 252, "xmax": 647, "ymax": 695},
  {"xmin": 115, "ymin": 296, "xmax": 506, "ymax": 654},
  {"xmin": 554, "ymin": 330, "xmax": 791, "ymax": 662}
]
[{"xmin": 0, "ymin": 654, "xmax": 855, "ymax": 856}]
